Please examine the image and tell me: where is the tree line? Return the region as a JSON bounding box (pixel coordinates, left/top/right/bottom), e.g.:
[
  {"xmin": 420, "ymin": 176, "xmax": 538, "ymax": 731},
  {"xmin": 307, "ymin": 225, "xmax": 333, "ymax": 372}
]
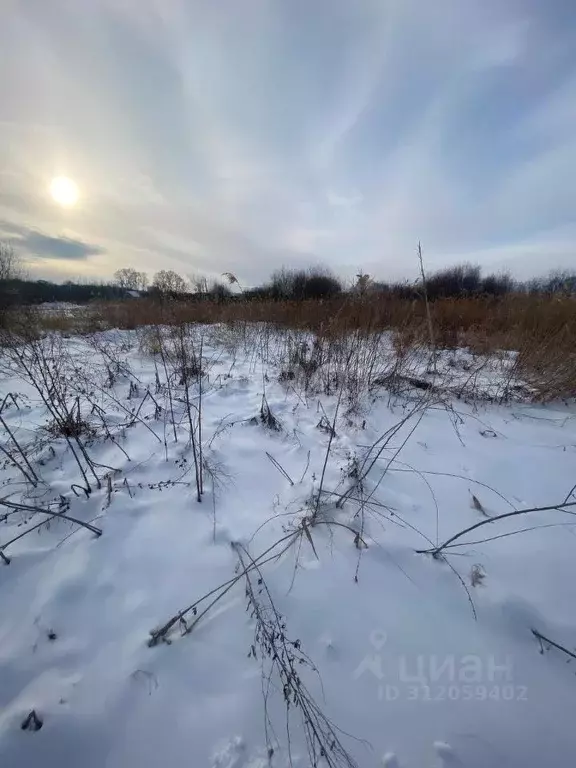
[{"xmin": 1, "ymin": 242, "xmax": 575, "ymax": 308}]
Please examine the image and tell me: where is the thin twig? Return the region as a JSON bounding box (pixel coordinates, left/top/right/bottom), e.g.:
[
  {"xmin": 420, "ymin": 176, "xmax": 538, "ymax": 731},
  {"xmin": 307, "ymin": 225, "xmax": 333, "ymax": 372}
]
[
  {"xmin": 532, "ymin": 629, "xmax": 576, "ymax": 662},
  {"xmin": 417, "ymin": 241, "xmax": 436, "ymax": 375},
  {"xmin": 314, "ymin": 387, "xmax": 343, "ymax": 520},
  {"xmin": 0, "ymin": 500, "xmax": 102, "ymax": 537},
  {"xmin": 266, "ymin": 452, "xmax": 294, "ymax": 485},
  {"xmin": 148, "ymin": 531, "xmax": 300, "ymax": 645},
  {"xmin": 418, "ymin": 501, "xmax": 576, "ymax": 556}
]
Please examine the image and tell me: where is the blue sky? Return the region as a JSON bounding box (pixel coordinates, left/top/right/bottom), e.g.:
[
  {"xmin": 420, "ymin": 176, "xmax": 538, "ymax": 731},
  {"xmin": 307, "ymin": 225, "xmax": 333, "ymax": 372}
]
[{"xmin": 1, "ymin": 0, "xmax": 575, "ymax": 285}]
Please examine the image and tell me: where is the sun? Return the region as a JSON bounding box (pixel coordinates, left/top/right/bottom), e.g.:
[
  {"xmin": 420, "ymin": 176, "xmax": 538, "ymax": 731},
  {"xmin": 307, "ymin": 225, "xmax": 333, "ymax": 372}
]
[{"xmin": 50, "ymin": 176, "xmax": 79, "ymax": 207}]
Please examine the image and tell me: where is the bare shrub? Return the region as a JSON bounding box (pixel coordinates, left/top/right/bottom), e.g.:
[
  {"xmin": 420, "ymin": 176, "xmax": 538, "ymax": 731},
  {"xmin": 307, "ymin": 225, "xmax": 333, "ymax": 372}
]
[{"xmin": 1, "ymin": 319, "xmax": 102, "ymax": 493}]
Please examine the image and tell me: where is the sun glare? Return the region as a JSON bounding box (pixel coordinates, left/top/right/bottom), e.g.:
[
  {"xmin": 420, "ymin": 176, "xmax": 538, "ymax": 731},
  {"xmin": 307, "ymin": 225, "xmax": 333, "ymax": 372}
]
[{"xmin": 50, "ymin": 176, "xmax": 79, "ymax": 207}]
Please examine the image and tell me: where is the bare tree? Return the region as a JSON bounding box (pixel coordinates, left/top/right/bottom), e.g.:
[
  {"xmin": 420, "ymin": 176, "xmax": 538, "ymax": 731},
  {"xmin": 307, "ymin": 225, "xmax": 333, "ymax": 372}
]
[
  {"xmin": 190, "ymin": 274, "xmax": 208, "ymax": 294},
  {"xmin": 0, "ymin": 242, "xmax": 21, "ymax": 281},
  {"xmin": 114, "ymin": 267, "xmax": 148, "ymax": 292},
  {"xmin": 0, "ymin": 243, "xmax": 22, "ymax": 322},
  {"xmin": 355, "ymin": 271, "xmax": 371, "ymax": 296},
  {"xmin": 152, "ymin": 270, "xmax": 188, "ymax": 295},
  {"xmin": 136, "ymin": 272, "xmax": 149, "ymax": 291}
]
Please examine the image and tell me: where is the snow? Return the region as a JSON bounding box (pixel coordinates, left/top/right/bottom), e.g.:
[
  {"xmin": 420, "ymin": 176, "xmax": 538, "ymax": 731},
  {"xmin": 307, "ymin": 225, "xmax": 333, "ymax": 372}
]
[
  {"xmin": 1, "ymin": 325, "xmax": 576, "ymax": 767},
  {"xmin": 38, "ymin": 302, "xmax": 86, "ymax": 313}
]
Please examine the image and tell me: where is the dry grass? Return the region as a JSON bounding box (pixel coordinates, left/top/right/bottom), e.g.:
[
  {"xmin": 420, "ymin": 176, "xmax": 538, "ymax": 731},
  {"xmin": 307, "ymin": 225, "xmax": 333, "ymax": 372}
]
[
  {"xmin": 4, "ymin": 292, "xmax": 576, "ymax": 401},
  {"xmin": 86, "ymin": 293, "xmax": 576, "ymax": 344}
]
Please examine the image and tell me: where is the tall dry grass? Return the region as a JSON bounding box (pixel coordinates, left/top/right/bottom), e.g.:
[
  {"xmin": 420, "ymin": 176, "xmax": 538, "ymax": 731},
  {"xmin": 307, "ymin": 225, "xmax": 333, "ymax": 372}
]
[
  {"xmin": 82, "ymin": 293, "xmax": 575, "ymax": 342},
  {"xmin": 4, "ymin": 292, "xmax": 575, "ymax": 401}
]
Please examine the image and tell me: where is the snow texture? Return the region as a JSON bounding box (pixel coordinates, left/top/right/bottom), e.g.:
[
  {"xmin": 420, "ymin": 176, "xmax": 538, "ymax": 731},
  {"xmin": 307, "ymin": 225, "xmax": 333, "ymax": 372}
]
[{"xmin": 1, "ymin": 326, "xmax": 575, "ymax": 767}]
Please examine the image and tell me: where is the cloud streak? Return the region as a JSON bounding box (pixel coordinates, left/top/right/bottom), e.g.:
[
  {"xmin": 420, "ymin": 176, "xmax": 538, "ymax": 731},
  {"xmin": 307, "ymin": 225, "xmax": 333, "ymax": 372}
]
[
  {"xmin": 0, "ymin": 0, "xmax": 575, "ymax": 283},
  {"xmin": 7, "ymin": 227, "xmax": 105, "ymax": 262}
]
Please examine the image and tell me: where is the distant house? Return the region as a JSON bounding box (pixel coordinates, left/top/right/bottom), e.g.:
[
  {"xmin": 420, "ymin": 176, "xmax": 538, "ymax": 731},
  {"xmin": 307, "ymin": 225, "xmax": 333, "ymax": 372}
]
[{"xmin": 125, "ymin": 289, "xmax": 142, "ymax": 299}]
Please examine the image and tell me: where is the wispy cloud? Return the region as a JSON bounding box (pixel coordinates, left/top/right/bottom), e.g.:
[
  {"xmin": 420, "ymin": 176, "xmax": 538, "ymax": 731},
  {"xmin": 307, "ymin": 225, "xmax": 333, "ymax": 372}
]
[{"xmin": 0, "ymin": 0, "xmax": 574, "ymax": 283}]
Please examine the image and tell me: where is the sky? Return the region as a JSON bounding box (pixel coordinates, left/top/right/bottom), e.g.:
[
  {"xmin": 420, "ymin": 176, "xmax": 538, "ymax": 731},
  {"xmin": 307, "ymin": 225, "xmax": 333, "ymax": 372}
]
[{"xmin": 1, "ymin": 0, "xmax": 575, "ymax": 286}]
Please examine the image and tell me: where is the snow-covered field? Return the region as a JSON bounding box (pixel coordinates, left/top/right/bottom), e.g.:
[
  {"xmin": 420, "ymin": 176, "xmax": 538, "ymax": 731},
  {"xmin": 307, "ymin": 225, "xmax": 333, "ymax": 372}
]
[{"xmin": 1, "ymin": 325, "xmax": 575, "ymax": 768}]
